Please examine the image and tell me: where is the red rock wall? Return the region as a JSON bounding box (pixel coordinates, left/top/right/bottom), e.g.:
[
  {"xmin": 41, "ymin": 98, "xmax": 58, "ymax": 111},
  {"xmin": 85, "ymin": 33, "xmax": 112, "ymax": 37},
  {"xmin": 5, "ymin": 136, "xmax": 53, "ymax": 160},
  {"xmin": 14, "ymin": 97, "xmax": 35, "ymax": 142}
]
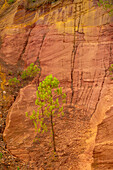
[{"xmin": 0, "ymin": 0, "xmax": 113, "ymax": 169}]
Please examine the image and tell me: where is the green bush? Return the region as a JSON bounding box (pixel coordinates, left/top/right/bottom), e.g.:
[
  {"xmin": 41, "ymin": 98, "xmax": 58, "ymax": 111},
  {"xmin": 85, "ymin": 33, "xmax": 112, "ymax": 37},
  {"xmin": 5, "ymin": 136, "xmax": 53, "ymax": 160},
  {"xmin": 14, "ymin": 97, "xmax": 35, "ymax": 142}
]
[
  {"xmin": 0, "ymin": 152, "xmax": 2, "ymax": 159},
  {"xmin": 7, "ymin": 63, "xmax": 40, "ymax": 96},
  {"xmin": 109, "ymin": 64, "xmax": 113, "ymax": 79},
  {"xmin": 97, "ymin": 0, "xmax": 113, "ymax": 15},
  {"xmin": 8, "ymin": 77, "xmax": 20, "ymax": 96},
  {"xmin": 21, "ymin": 63, "xmax": 40, "ymax": 80},
  {"xmin": 8, "ymin": 77, "xmax": 20, "ymax": 86},
  {"xmin": 26, "ymin": 74, "xmax": 66, "ymax": 152},
  {"xmin": 8, "ymin": 0, "xmax": 15, "ymax": 4}
]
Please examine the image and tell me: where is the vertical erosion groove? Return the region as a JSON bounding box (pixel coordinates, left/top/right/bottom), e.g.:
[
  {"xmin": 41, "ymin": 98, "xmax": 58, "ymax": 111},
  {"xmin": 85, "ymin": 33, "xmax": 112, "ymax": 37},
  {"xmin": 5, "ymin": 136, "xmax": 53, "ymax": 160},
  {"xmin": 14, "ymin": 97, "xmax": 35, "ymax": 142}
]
[
  {"xmin": 85, "ymin": 72, "xmax": 96, "ymax": 113},
  {"xmin": 17, "ymin": 27, "xmax": 33, "ymax": 65},
  {"xmin": 90, "ymin": 43, "xmax": 113, "ymax": 118},
  {"xmin": 109, "ymin": 44, "xmax": 113, "ymax": 66},
  {"xmin": 71, "ymin": 3, "xmax": 82, "ymax": 103},
  {"xmin": 70, "ymin": 3, "xmax": 77, "ymax": 104},
  {"xmin": 90, "ymin": 60, "xmax": 108, "ymax": 119},
  {"xmin": 34, "ymin": 32, "xmax": 48, "ymax": 87}
]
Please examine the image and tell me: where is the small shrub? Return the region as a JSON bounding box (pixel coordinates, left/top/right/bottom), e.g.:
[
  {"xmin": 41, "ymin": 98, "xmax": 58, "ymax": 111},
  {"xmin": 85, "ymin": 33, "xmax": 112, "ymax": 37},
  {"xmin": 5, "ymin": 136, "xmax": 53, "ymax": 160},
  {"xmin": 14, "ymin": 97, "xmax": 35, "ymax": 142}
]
[
  {"xmin": 109, "ymin": 64, "xmax": 113, "ymax": 79},
  {"xmin": 21, "ymin": 63, "xmax": 40, "ymax": 80},
  {"xmin": 8, "ymin": 77, "xmax": 20, "ymax": 86},
  {"xmin": 7, "ymin": 63, "xmax": 40, "ymax": 95},
  {"xmin": 8, "ymin": 0, "xmax": 15, "ymax": 4},
  {"xmin": 0, "ymin": 152, "xmax": 2, "ymax": 159},
  {"xmin": 8, "ymin": 77, "xmax": 20, "ymax": 96},
  {"xmin": 97, "ymin": 0, "xmax": 113, "ymax": 15}
]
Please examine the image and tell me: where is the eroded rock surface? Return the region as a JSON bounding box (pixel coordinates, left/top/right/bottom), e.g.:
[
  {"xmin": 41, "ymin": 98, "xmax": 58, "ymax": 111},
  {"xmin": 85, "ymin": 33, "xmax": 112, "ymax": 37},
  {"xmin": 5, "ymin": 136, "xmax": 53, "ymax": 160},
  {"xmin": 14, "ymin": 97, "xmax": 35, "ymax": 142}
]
[
  {"xmin": 91, "ymin": 82, "xmax": 113, "ymax": 170},
  {"xmin": 0, "ymin": 0, "xmax": 113, "ymax": 169}
]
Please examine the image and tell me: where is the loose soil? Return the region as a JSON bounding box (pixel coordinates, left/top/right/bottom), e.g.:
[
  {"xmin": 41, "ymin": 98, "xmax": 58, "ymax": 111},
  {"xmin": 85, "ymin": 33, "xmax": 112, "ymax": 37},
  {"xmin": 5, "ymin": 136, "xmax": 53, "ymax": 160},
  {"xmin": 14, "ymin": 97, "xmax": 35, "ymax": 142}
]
[{"xmin": 0, "ymin": 103, "xmax": 92, "ymax": 170}]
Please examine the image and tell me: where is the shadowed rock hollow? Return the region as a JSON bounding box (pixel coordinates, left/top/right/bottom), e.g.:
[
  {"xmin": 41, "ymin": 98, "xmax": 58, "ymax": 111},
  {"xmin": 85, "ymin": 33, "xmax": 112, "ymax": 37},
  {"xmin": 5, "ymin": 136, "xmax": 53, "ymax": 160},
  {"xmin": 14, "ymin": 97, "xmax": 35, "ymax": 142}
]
[{"xmin": 0, "ymin": 0, "xmax": 113, "ymax": 169}]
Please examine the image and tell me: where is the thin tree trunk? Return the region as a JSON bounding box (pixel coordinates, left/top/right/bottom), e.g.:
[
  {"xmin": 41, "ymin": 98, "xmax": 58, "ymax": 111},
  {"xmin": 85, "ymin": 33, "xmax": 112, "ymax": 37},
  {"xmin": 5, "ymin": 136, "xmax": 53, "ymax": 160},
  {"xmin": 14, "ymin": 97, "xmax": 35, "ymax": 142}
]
[{"xmin": 50, "ymin": 112, "xmax": 56, "ymax": 152}]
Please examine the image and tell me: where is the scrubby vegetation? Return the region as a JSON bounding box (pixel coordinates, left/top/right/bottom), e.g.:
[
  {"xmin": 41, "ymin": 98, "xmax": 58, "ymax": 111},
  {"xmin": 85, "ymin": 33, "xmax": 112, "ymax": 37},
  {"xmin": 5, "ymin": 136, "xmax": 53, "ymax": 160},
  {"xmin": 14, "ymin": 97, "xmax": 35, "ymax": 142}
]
[
  {"xmin": 21, "ymin": 63, "xmax": 40, "ymax": 80},
  {"xmin": 7, "ymin": 0, "xmax": 15, "ymax": 4},
  {"xmin": 8, "ymin": 63, "xmax": 40, "ymax": 96},
  {"xmin": 97, "ymin": 0, "xmax": 113, "ymax": 15},
  {"xmin": 109, "ymin": 64, "xmax": 113, "ymax": 79},
  {"xmin": 0, "ymin": 152, "xmax": 2, "ymax": 159}
]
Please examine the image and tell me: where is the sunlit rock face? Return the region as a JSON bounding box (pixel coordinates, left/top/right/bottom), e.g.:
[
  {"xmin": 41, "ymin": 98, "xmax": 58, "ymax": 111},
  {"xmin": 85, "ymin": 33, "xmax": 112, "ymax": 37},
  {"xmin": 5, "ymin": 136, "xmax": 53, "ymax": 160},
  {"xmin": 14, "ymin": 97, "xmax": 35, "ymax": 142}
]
[
  {"xmin": 1, "ymin": 0, "xmax": 113, "ymax": 169},
  {"xmin": 90, "ymin": 81, "xmax": 113, "ymax": 170}
]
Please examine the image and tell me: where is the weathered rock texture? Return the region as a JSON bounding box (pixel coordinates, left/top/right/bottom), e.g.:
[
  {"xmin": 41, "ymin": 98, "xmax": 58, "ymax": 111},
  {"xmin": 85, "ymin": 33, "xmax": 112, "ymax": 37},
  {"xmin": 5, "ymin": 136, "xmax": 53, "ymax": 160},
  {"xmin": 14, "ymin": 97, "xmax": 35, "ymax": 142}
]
[
  {"xmin": 91, "ymin": 81, "xmax": 113, "ymax": 170},
  {"xmin": 0, "ymin": 0, "xmax": 113, "ymax": 169}
]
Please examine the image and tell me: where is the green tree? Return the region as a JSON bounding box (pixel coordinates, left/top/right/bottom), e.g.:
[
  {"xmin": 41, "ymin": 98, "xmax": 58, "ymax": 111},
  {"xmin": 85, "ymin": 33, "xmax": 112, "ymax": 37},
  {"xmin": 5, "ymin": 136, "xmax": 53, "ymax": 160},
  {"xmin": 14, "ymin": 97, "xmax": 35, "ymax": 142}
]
[{"xmin": 26, "ymin": 74, "xmax": 66, "ymax": 152}]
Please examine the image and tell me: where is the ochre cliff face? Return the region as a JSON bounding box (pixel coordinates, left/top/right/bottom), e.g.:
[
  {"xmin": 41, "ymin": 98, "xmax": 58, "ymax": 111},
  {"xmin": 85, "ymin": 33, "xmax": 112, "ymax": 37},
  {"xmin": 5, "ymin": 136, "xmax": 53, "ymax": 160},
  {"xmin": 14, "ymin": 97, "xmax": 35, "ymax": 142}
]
[{"xmin": 0, "ymin": 0, "xmax": 113, "ymax": 169}]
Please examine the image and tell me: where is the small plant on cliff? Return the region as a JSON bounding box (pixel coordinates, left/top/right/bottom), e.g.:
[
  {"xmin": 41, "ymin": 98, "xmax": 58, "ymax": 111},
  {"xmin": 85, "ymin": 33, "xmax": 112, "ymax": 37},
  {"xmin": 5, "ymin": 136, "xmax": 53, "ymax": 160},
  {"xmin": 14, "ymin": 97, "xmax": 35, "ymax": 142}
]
[
  {"xmin": 8, "ymin": 63, "xmax": 40, "ymax": 86},
  {"xmin": 7, "ymin": 63, "xmax": 40, "ymax": 97},
  {"xmin": 97, "ymin": 0, "xmax": 113, "ymax": 15},
  {"xmin": 0, "ymin": 152, "xmax": 2, "ymax": 159},
  {"xmin": 8, "ymin": 77, "xmax": 20, "ymax": 86},
  {"xmin": 21, "ymin": 63, "xmax": 40, "ymax": 80},
  {"xmin": 109, "ymin": 64, "xmax": 113, "ymax": 79},
  {"xmin": 8, "ymin": 77, "xmax": 20, "ymax": 96},
  {"xmin": 17, "ymin": 166, "xmax": 20, "ymax": 170},
  {"xmin": 26, "ymin": 74, "xmax": 66, "ymax": 152},
  {"xmin": 8, "ymin": 0, "xmax": 15, "ymax": 4}
]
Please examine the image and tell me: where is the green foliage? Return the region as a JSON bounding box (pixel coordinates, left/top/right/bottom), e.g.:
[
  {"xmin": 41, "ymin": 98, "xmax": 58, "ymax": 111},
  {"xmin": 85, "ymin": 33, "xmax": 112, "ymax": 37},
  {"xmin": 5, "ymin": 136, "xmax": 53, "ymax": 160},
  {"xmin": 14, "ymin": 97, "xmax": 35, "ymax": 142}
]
[
  {"xmin": 17, "ymin": 167, "xmax": 20, "ymax": 170},
  {"xmin": 97, "ymin": 0, "xmax": 113, "ymax": 15},
  {"xmin": 21, "ymin": 63, "xmax": 40, "ymax": 80},
  {"xmin": 7, "ymin": 63, "xmax": 40, "ymax": 96},
  {"xmin": 8, "ymin": 70, "xmax": 13, "ymax": 76},
  {"xmin": 109, "ymin": 64, "xmax": 113, "ymax": 79},
  {"xmin": 8, "ymin": 77, "xmax": 20, "ymax": 96},
  {"xmin": 0, "ymin": 152, "xmax": 2, "ymax": 159},
  {"xmin": 8, "ymin": 0, "xmax": 15, "ymax": 4},
  {"xmin": 8, "ymin": 77, "xmax": 20, "ymax": 86},
  {"xmin": 26, "ymin": 74, "xmax": 66, "ymax": 152}
]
